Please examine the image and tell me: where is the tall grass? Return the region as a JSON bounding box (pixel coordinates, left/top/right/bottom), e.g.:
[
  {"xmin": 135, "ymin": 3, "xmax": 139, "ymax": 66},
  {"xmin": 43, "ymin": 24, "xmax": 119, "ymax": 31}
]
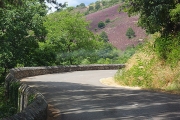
[{"xmin": 115, "ymin": 33, "xmax": 180, "ymax": 93}]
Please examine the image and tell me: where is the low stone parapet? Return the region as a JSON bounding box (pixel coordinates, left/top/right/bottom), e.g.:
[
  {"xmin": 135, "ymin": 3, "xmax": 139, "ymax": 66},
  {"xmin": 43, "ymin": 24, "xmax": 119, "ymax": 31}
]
[{"xmin": 4, "ymin": 64, "xmax": 125, "ymax": 120}]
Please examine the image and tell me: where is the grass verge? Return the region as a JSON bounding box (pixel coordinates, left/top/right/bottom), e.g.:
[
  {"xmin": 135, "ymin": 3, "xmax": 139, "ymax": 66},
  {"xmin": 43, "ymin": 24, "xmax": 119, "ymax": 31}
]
[{"xmin": 115, "ymin": 33, "xmax": 180, "ymax": 94}]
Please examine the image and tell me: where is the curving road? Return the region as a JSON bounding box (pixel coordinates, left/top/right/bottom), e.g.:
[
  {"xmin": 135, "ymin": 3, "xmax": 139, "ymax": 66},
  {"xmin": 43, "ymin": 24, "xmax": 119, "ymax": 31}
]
[{"xmin": 21, "ymin": 70, "xmax": 180, "ymax": 120}]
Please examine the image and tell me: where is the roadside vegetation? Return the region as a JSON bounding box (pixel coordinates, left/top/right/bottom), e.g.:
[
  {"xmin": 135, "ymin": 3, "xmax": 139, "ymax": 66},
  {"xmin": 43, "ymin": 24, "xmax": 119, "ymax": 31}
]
[
  {"xmin": 3, "ymin": 0, "xmax": 180, "ymax": 118},
  {"xmin": 115, "ymin": 0, "xmax": 180, "ymax": 93},
  {"xmin": 0, "ymin": 0, "xmax": 136, "ymax": 118}
]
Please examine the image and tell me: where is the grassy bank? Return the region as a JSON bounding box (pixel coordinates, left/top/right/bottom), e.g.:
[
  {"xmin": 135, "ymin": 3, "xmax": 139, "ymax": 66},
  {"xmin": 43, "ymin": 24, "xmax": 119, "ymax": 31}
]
[{"xmin": 115, "ymin": 33, "xmax": 180, "ymax": 94}]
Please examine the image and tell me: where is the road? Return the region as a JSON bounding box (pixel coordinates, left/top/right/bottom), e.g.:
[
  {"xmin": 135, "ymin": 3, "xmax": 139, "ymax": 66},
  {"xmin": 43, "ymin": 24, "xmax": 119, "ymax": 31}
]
[{"xmin": 21, "ymin": 70, "xmax": 180, "ymax": 120}]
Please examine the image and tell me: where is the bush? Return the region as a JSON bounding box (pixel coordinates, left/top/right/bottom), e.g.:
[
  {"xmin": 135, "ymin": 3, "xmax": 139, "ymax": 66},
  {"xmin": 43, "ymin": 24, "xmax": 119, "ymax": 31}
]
[
  {"xmin": 126, "ymin": 28, "xmax": 135, "ymax": 39},
  {"xmin": 89, "ymin": 6, "xmax": 94, "ymax": 11},
  {"xmin": 84, "ymin": 10, "xmax": 89, "ymax": 15},
  {"xmin": 100, "ymin": 31, "xmax": 109, "ymax": 42},
  {"xmin": 98, "ymin": 21, "xmax": 105, "ymax": 28},
  {"xmin": 105, "ymin": 18, "xmax": 110, "ymax": 23},
  {"xmin": 95, "ymin": 1, "xmax": 101, "ymax": 10},
  {"xmin": 155, "ymin": 33, "xmax": 180, "ymax": 66},
  {"xmin": 79, "ymin": 3, "xmax": 86, "ymax": 7}
]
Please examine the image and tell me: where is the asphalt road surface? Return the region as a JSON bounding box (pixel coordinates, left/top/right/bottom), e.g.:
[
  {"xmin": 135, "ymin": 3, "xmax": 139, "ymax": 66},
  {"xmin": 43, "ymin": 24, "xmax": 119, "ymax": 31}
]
[{"xmin": 21, "ymin": 70, "xmax": 180, "ymax": 120}]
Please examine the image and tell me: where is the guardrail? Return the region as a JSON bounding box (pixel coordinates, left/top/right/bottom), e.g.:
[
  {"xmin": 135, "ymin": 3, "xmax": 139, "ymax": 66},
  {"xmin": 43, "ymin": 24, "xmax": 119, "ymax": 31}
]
[{"xmin": 4, "ymin": 64, "xmax": 125, "ymax": 120}]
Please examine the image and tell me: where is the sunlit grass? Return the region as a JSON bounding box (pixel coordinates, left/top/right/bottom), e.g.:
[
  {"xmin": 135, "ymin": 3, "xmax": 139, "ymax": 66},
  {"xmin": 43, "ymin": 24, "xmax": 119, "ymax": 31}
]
[{"xmin": 115, "ymin": 33, "xmax": 180, "ymax": 94}]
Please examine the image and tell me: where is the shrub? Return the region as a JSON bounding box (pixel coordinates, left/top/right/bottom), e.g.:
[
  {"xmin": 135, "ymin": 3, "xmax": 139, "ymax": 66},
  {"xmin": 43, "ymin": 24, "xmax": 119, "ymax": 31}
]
[
  {"xmin": 98, "ymin": 21, "xmax": 105, "ymax": 28},
  {"xmin": 84, "ymin": 10, "xmax": 89, "ymax": 15},
  {"xmin": 126, "ymin": 27, "xmax": 135, "ymax": 39},
  {"xmin": 105, "ymin": 18, "xmax": 110, "ymax": 23},
  {"xmin": 79, "ymin": 3, "xmax": 86, "ymax": 7},
  {"xmin": 89, "ymin": 6, "xmax": 94, "ymax": 11},
  {"xmin": 95, "ymin": 1, "xmax": 101, "ymax": 10},
  {"xmin": 100, "ymin": 31, "xmax": 109, "ymax": 42},
  {"xmin": 155, "ymin": 33, "xmax": 180, "ymax": 66}
]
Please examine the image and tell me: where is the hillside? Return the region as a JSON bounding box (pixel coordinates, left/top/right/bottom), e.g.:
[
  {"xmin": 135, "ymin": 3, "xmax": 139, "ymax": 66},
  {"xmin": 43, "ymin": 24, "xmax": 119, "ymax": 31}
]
[
  {"xmin": 86, "ymin": 4, "xmax": 146, "ymax": 50},
  {"xmin": 115, "ymin": 34, "xmax": 180, "ymax": 93}
]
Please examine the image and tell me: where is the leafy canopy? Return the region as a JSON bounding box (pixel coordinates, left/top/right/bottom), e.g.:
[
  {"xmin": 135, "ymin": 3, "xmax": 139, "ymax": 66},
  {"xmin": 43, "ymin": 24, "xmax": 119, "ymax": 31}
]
[
  {"xmin": 44, "ymin": 11, "xmax": 100, "ymax": 65},
  {"xmin": 120, "ymin": 0, "xmax": 180, "ymax": 35},
  {"xmin": 98, "ymin": 21, "xmax": 106, "ymax": 28},
  {"xmin": 0, "ymin": 0, "xmax": 47, "ymax": 82}
]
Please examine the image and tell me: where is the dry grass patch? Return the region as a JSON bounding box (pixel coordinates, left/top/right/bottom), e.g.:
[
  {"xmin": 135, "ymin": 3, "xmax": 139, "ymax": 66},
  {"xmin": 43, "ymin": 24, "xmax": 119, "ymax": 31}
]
[{"xmin": 115, "ymin": 34, "xmax": 180, "ymax": 94}]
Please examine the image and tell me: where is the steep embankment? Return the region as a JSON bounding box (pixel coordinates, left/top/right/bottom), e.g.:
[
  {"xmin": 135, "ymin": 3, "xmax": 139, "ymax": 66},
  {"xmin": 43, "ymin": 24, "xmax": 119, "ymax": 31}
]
[
  {"xmin": 115, "ymin": 34, "xmax": 180, "ymax": 94},
  {"xmin": 86, "ymin": 4, "xmax": 146, "ymax": 50}
]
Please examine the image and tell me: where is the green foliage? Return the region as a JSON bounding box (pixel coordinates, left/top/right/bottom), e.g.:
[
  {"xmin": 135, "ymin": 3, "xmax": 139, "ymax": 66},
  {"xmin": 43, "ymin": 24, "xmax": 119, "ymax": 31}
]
[
  {"xmin": 95, "ymin": 44, "xmax": 137, "ymax": 65},
  {"xmin": 115, "ymin": 58, "xmax": 153, "ymax": 88},
  {"xmin": 121, "ymin": 0, "xmax": 180, "ymax": 35},
  {"xmin": 126, "ymin": 28, "xmax": 135, "ymax": 38},
  {"xmin": 115, "ymin": 41, "xmax": 156, "ymax": 88},
  {"xmin": 84, "ymin": 10, "xmax": 89, "ymax": 15},
  {"xmin": 115, "ymin": 34, "xmax": 180, "ymax": 92},
  {"xmin": 79, "ymin": 3, "xmax": 86, "ymax": 7},
  {"xmin": 155, "ymin": 33, "xmax": 180, "ymax": 66},
  {"xmin": 44, "ymin": 11, "xmax": 100, "ymax": 65},
  {"xmin": 105, "ymin": 18, "xmax": 110, "ymax": 23},
  {"xmin": 102, "ymin": 1, "xmax": 107, "ymax": 6},
  {"xmin": 0, "ymin": 82, "xmax": 20, "ymax": 118},
  {"xmin": 89, "ymin": 6, "xmax": 94, "ymax": 11},
  {"xmin": 98, "ymin": 21, "xmax": 106, "ymax": 28},
  {"xmin": 66, "ymin": 7, "xmax": 74, "ymax": 12},
  {"xmin": 0, "ymin": 0, "xmax": 47, "ymax": 82},
  {"xmin": 28, "ymin": 94, "xmax": 35, "ymax": 105},
  {"xmin": 77, "ymin": 3, "xmax": 86, "ymax": 8},
  {"xmin": 0, "ymin": 1, "xmax": 49, "ymax": 117},
  {"xmin": 170, "ymin": 3, "xmax": 180, "ymax": 24},
  {"xmin": 100, "ymin": 31, "xmax": 109, "ymax": 42},
  {"xmin": 9, "ymin": 82, "xmax": 21, "ymax": 109},
  {"xmin": 116, "ymin": 45, "xmax": 138, "ymax": 63},
  {"xmin": 95, "ymin": 1, "xmax": 101, "ymax": 10}
]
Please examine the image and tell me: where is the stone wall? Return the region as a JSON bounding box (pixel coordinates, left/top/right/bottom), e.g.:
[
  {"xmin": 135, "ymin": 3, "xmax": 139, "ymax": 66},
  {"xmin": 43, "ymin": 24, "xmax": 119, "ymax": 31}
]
[{"xmin": 4, "ymin": 64, "xmax": 125, "ymax": 120}]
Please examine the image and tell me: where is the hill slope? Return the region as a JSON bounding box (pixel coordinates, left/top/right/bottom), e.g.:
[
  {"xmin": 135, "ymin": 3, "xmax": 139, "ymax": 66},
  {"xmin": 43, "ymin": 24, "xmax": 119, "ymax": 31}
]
[
  {"xmin": 115, "ymin": 34, "xmax": 180, "ymax": 93},
  {"xmin": 86, "ymin": 4, "xmax": 146, "ymax": 50}
]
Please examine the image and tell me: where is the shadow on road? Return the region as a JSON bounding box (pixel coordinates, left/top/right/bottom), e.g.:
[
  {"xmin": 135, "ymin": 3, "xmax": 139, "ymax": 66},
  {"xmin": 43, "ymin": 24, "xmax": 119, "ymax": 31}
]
[{"xmin": 23, "ymin": 81, "xmax": 180, "ymax": 120}]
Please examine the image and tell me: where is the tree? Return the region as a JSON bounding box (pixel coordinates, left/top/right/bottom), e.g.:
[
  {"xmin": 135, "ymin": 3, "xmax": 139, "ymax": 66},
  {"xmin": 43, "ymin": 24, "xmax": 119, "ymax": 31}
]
[
  {"xmin": 126, "ymin": 28, "xmax": 135, "ymax": 38},
  {"xmin": 120, "ymin": 0, "xmax": 180, "ymax": 35},
  {"xmin": 98, "ymin": 21, "xmax": 105, "ymax": 28},
  {"xmin": 79, "ymin": 3, "xmax": 86, "ymax": 7},
  {"xmin": 0, "ymin": 0, "xmax": 47, "ymax": 82},
  {"xmin": 100, "ymin": 31, "xmax": 109, "ymax": 42},
  {"xmin": 102, "ymin": 1, "xmax": 107, "ymax": 6},
  {"xmin": 1, "ymin": 0, "xmax": 67, "ymax": 11},
  {"xmin": 89, "ymin": 6, "xmax": 94, "ymax": 11},
  {"xmin": 170, "ymin": 3, "xmax": 180, "ymax": 32},
  {"xmin": 95, "ymin": 1, "xmax": 101, "ymax": 10},
  {"xmin": 44, "ymin": 11, "xmax": 99, "ymax": 65}
]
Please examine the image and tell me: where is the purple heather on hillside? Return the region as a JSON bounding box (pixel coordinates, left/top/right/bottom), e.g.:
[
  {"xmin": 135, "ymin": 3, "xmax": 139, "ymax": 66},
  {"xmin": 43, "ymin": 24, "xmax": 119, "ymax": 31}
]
[{"xmin": 86, "ymin": 4, "xmax": 146, "ymax": 50}]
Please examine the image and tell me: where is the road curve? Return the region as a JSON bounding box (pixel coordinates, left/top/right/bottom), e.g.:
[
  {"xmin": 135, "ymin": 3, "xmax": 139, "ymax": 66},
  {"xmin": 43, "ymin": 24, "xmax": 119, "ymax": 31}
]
[{"xmin": 21, "ymin": 70, "xmax": 180, "ymax": 120}]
